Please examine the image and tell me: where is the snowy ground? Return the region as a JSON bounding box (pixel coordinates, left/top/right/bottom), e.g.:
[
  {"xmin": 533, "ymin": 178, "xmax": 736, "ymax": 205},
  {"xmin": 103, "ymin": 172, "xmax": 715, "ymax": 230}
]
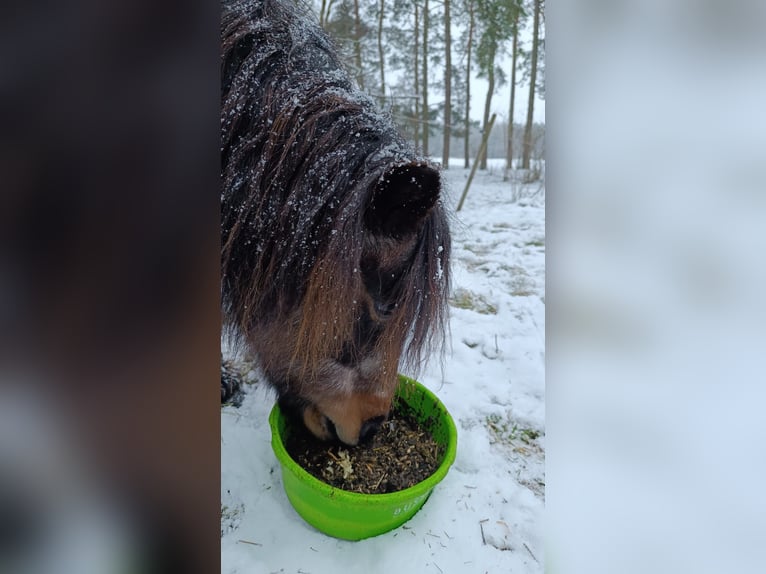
[{"xmin": 221, "ymin": 158, "xmax": 545, "ymax": 573}]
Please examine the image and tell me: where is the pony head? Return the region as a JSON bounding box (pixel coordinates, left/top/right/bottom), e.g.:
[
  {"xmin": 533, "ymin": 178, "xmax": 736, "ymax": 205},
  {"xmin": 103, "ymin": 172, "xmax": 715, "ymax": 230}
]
[{"xmin": 221, "ymin": 0, "xmax": 451, "ymax": 445}]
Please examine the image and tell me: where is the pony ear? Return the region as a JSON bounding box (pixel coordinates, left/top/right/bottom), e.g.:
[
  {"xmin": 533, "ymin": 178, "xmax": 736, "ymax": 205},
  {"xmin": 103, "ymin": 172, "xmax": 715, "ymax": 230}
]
[{"xmin": 364, "ymin": 163, "xmax": 441, "ymax": 237}]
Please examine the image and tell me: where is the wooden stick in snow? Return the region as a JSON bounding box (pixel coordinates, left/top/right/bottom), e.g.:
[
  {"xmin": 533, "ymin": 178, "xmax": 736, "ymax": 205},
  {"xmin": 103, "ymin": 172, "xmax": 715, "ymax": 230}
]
[{"xmin": 456, "ymin": 113, "xmax": 497, "ymax": 212}]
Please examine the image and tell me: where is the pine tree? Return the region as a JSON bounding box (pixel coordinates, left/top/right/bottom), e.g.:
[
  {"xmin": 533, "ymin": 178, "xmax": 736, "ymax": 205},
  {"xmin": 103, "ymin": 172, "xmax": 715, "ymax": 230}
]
[
  {"xmin": 442, "ymin": 0, "xmax": 452, "ymax": 167},
  {"xmin": 521, "ymin": 0, "xmax": 543, "ymax": 171},
  {"xmin": 475, "ymin": 0, "xmax": 517, "ymax": 169},
  {"xmin": 377, "ymin": 0, "xmax": 386, "ymax": 105},
  {"xmin": 504, "ymin": 1, "xmax": 525, "ymax": 179},
  {"xmin": 463, "ymin": 0, "xmax": 475, "ymax": 168},
  {"xmin": 421, "ymin": 0, "xmax": 430, "ymax": 156}
]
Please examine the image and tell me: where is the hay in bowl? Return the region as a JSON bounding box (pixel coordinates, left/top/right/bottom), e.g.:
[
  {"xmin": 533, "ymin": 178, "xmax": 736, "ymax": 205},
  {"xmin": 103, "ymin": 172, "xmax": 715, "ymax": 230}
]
[
  {"xmin": 285, "ymin": 397, "xmax": 443, "ymax": 494},
  {"xmin": 268, "ymin": 375, "xmax": 457, "ymax": 540}
]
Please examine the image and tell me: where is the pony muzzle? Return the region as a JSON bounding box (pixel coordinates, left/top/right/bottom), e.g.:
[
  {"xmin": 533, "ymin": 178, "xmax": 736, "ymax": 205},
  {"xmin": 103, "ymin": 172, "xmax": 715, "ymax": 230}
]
[
  {"xmin": 302, "ymin": 405, "xmax": 338, "ymax": 442},
  {"xmin": 302, "ymin": 394, "xmax": 391, "ymax": 446}
]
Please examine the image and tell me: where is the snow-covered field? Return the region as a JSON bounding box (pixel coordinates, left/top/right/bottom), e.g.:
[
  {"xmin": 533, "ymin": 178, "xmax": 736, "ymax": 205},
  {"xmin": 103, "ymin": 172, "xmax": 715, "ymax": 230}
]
[{"xmin": 221, "ymin": 159, "xmax": 545, "ymax": 573}]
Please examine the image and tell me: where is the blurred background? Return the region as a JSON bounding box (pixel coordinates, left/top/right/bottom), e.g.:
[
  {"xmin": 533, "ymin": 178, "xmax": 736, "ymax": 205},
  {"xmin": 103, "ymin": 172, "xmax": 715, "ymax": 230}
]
[
  {"xmin": 1, "ymin": 1, "xmax": 220, "ymax": 572},
  {"xmin": 548, "ymin": 0, "xmax": 766, "ymax": 573}
]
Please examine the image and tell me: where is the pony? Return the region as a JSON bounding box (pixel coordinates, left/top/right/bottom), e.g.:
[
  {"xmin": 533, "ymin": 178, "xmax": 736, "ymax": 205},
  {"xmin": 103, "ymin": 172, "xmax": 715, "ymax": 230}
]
[{"xmin": 221, "ymin": 0, "xmax": 451, "ymax": 445}]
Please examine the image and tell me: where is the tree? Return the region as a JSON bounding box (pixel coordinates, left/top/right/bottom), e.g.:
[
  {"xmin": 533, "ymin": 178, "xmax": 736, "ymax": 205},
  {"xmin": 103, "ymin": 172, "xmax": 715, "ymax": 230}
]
[
  {"xmin": 385, "ymin": 0, "xmax": 426, "ymax": 144},
  {"xmin": 521, "ymin": 0, "xmax": 542, "ymax": 171},
  {"xmin": 463, "ymin": 0, "xmax": 475, "ymax": 168},
  {"xmin": 442, "ymin": 0, "xmax": 452, "ymax": 168},
  {"xmin": 377, "ymin": 0, "xmax": 386, "ymax": 105},
  {"xmin": 478, "ymin": 37, "xmax": 497, "ymax": 170},
  {"xmin": 504, "ymin": 1, "xmax": 525, "ymax": 180},
  {"xmin": 475, "ymin": 0, "xmax": 517, "ymax": 170},
  {"xmin": 318, "ymin": 0, "xmax": 338, "ymax": 27},
  {"xmin": 413, "ymin": 2, "xmax": 421, "ymax": 149},
  {"xmin": 421, "ymin": 0, "xmax": 430, "ymax": 156},
  {"xmin": 322, "ymin": 0, "xmax": 380, "ymax": 96},
  {"xmin": 352, "ymin": 0, "xmax": 365, "ymax": 90}
]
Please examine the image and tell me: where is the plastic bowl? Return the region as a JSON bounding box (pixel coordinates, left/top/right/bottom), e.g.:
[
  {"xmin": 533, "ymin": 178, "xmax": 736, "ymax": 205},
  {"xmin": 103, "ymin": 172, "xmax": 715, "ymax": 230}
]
[{"xmin": 268, "ymin": 375, "xmax": 457, "ymax": 540}]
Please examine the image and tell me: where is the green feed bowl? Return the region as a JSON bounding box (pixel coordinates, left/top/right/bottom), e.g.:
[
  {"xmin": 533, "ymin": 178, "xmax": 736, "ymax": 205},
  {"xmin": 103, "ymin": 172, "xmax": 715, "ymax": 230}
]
[{"xmin": 268, "ymin": 375, "xmax": 457, "ymax": 541}]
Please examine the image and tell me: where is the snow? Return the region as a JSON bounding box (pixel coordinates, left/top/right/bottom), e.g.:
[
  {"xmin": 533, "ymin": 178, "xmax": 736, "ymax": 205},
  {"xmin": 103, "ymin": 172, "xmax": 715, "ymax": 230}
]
[{"xmin": 221, "ymin": 158, "xmax": 545, "ymax": 573}]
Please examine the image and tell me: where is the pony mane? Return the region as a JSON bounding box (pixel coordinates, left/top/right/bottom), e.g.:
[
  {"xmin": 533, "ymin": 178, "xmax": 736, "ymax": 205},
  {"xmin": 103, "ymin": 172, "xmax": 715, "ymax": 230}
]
[{"xmin": 221, "ymin": 0, "xmax": 451, "ymax": 376}]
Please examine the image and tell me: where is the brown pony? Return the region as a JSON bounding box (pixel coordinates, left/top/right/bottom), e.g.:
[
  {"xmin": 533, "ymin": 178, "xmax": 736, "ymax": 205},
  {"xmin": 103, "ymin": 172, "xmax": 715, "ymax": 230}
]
[{"xmin": 221, "ymin": 0, "xmax": 451, "ymax": 445}]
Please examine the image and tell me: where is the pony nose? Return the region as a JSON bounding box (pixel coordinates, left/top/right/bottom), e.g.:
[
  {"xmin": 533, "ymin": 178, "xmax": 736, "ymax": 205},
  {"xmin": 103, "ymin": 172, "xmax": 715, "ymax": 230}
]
[{"xmin": 358, "ymin": 416, "xmax": 385, "ymax": 443}]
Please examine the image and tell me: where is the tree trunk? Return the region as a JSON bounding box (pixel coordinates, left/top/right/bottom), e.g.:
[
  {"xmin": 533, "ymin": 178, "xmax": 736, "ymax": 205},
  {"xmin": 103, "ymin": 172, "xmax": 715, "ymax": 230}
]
[
  {"xmin": 464, "ymin": 0, "xmax": 474, "ymax": 169},
  {"xmin": 320, "ymin": 0, "xmax": 336, "ymax": 29},
  {"xmin": 442, "ymin": 0, "xmax": 452, "ymax": 168},
  {"xmin": 504, "ymin": 12, "xmax": 519, "ymax": 181},
  {"xmin": 377, "ymin": 0, "xmax": 386, "ymax": 106},
  {"xmin": 522, "ymin": 0, "xmax": 541, "ymax": 170},
  {"xmin": 422, "ymin": 0, "xmax": 430, "ymax": 156},
  {"xmin": 413, "ymin": 3, "xmax": 420, "ymax": 149},
  {"xmin": 479, "ymin": 46, "xmax": 495, "ymax": 170},
  {"xmin": 353, "ymin": 0, "xmax": 364, "ymax": 90}
]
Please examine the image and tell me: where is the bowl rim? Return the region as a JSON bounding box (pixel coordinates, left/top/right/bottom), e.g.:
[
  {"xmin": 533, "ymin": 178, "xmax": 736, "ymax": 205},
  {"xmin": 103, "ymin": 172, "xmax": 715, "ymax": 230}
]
[{"xmin": 269, "ymin": 375, "xmax": 458, "ymax": 503}]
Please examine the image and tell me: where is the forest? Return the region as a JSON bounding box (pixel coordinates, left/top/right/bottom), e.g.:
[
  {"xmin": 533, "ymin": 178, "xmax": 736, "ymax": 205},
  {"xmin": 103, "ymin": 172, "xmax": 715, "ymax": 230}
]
[{"xmin": 310, "ymin": 0, "xmax": 545, "ymax": 180}]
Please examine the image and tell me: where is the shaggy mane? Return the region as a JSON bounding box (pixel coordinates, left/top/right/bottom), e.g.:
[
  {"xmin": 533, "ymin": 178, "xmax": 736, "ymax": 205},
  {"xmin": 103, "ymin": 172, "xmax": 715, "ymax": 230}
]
[{"xmin": 221, "ymin": 0, "xmax": 451, "ymax": 377}]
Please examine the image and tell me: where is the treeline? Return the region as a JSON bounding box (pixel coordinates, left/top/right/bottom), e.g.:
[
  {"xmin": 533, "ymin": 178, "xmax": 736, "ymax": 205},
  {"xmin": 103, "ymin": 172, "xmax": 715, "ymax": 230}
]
[
  {"xmin": 311, "ymin": 0, "xmax": 545, "ymax": 175},
  {"xmin": 427, "ymin": 120, "xmax": 544, "ymax": 164}
]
